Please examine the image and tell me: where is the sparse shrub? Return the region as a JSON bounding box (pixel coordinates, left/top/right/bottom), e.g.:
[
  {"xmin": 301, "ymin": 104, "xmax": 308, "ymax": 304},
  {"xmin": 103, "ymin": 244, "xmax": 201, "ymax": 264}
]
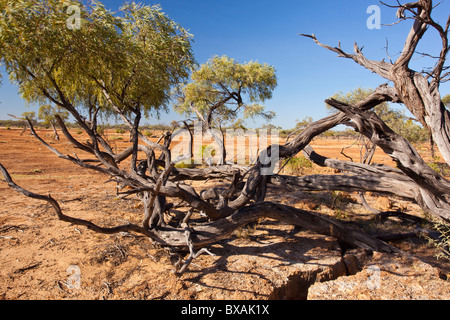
[
  {"xmin": 281, "ymin": 156, "xmax": 312, "ymax": 175},
  {"xmin": 96, "ymin": 126, "xmax": 105, "ymax": 135},
  {"xmin": 91, "ymin": 242, "xmax": 129, "ymax": 266},
  {"xmin": 198, "ymin": 145, "xmax": 216, "ymax": 164},
  {"xmin": 330, "ymin": 190, "xmax": 354, "ymax": 218},
  {"xmin": 115, "ymin": 128, "xmax": 126, "ymax": 134},
  {"xmin": 175, "ymin": 162, "xmax": 195, "ymax": 169},
  {"xmin": 424, "ymin": 217, "xmax": 450, "ymax": 262},
  {"xmin": 427, "ymin": 161, "xmax": 450, "ymax": 176},
  {"xmin": 234, "ymin": 220, "xmax": 260, "ymax": 239},
  {"xmin": 333, "ymin": 208, "xmax": 347, "ymax": 220}
]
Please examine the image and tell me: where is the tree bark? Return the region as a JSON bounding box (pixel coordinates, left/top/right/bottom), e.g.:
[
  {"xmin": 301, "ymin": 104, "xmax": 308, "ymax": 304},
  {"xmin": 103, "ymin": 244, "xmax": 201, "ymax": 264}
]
[
  {"xmin": 301, "ymin": 0, "xmax": 450, "ymax": 165},
  {"xmin": 326, "ymin": 98, "xmax": 450, "ymax": 221},
  {"xmin": 0, "ymin": 162, "xmax": 398, "ymax": 254}
]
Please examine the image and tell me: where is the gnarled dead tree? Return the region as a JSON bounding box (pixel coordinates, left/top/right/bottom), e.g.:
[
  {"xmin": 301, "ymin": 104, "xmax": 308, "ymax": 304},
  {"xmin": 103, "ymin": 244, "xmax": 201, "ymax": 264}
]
[
  {"xmin": 1, "ymin": 0, "xmax": 449, "ymax": 274},
  {"xmin": 301, "ymin": 0, "xmax": 450, "ymax": 165}
]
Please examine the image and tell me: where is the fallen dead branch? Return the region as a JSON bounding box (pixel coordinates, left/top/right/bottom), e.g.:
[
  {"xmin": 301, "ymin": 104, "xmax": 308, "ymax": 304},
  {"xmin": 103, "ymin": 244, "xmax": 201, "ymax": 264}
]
[{"xmin": 0, "ymin": 162, "xmax": 398, "ymax": 256}]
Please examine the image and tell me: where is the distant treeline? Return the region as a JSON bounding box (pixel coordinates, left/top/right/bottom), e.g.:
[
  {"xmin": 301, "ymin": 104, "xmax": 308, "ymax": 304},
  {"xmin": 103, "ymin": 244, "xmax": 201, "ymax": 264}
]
[
  {"xmin": 1, "ymin": 119, "xmax": 361, "ymax": 141},
  {"xmin": 0, "ymin": 119, "xmax": 173, "ymax": 132}
]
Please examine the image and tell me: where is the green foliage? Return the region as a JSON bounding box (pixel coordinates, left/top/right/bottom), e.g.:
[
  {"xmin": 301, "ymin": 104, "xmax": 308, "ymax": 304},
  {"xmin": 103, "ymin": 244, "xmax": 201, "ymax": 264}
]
[
  {"xmin": 144, "ymin": 130, "xmax": 153, "ymax": 138},
  {"xmin": 260, "ymin": 123, "xmax": 282, "ymax": 133},
  {"xmin": 234, "ymin": 220, "xmax": 260, "ymax": 239},
  {"xmin": 427, "ymin": 160, "xmax": 450, "ymax": 176},
  {"xmin": 96, "ymin": 125, "xmax": 105, "ymax": 135},
  {"xmin": 0, "ymin": 0, "xmax": 195, "ymax": 120},
  {"xmin": 325, "ymin": 87, "xmax": 373, "ymax": 113},
  {"xmin": 294, "ymin": 117, "xmax": 313, "ymax": 131},
  {"xmin": 174, "ymin": 55, "xmax": 277, "ymax": 128},
  {"xmin": 174, "ymin": 162, "xmax": 195, "ymax": 169},
  {"xmin": 281, "ymin": 156, "xmax": 312, "ymax": 175},
  {"xmin": 38, "ymin": 104, "xmax": 69, "ymax": 126},
  {"xmin": 198, "ymin": 144, "xmax": 216, "ymax": 161},
  {"xmin": 442, "ymin": 94, "xmax": 450, "ymax": 109},
  {"xmin": 21, "ymin": 111, "xmax": 36, "ymax": 122},
  {"xmin": 424, "ymin": 217, "xmax": 450, "ymax": 262}
]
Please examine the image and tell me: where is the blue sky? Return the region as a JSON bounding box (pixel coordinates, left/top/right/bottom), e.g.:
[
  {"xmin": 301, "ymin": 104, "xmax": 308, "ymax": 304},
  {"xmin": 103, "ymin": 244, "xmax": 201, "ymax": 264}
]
[{"xmin": 1, "ymin": 0, "xmax": 449, "ymax": 129}]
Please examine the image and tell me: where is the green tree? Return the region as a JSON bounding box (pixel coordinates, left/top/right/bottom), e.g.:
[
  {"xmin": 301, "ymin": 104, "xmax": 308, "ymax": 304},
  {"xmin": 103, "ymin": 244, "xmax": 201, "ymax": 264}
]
[
  {"xmin": 260, "ymin": 123, "xmax": 281, "ymax": 132},
  {"xmin": 294, "ymin": 117, "xmax": 313, "ymax": 130},
  {"xmin": 0, "ymin": 0, "xmax": 195, "ymax": 129},
  {"xmin": 174, "ymin": 55, "xmax": 277, "ymax": 164},
  {"xmin": 0, "ymin": 0, "xmax": 195, "ymax": 230},
  {"xmin": 38, "ymin": 104, "xmax": 69, "ymax": 140},
  {"xmin": 17, "ymin": 111, "xmax": 37, "ymax": 135},
  {"xmin": 443, "ymin": 94, "xmax": 450, "ymax": 110},
  {"xmin": 21, "ymin": 111, "xmax": 37, "ymax": 124}
]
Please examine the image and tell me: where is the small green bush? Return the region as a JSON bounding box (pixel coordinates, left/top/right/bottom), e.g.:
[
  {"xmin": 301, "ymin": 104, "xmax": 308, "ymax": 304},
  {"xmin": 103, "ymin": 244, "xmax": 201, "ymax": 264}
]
[
  {"xmin": 427, "ymin": 161, "xmax": 450, "ymax": 176},
  {"xmin": 175, "ymin": 162, "xmax": 195, "ymax": 169},
  {"xmin": 198, "ymin": 145, "xmax": 216, "ymax": 162},
  {"xmin": 424, "ymin": 218, "xmax": 450, "ymax": 262},
  {"xmin": 281, "ymin": 156, "xmax": 312, "ymax": 175}
]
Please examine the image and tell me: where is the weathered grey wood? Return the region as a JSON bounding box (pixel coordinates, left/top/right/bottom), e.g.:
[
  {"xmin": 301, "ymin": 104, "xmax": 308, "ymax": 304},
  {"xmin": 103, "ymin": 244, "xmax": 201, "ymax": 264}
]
[
  {"xmin": 270, "ymin": 173, "xmax": 417, "ymax": 201},
  {"xmin": 303, "ymin": 145, "xmax": 409, "ymax": 178},
  {"xmin": 326, "ymin": 98, "xmax": 450, "ymax": 221},
  {"xmin": 0, "ymin": 163, "xmax": 398, "ymax": 254},
  {"xmin": 170, "ymin": 165, "xmax": 247, "ymax": 181},
  {"xmin": 302, "ymin": 0, "xmax": 450, "ymax": 165}
]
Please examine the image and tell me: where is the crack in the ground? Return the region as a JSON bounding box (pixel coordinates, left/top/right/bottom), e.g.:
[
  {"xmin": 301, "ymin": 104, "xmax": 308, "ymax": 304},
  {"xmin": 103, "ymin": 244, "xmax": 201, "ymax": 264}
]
[{"xmin": 268, "ymin": 249, "xmax": 371, "ymax": 300}]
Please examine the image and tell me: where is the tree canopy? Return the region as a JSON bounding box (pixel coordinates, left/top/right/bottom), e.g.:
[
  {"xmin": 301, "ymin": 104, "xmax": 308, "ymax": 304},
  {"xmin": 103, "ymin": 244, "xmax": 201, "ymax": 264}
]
[
  {"xmin": 443, "ymin": 94, "xmax": 450, "ymax": 109},
  {"xmin": 174, "ymin": 55, "xmax": 277, "ymax": 129},
  {"xmin": 0, "ymin": 0, "xmax": 195, "ymax": 121}
]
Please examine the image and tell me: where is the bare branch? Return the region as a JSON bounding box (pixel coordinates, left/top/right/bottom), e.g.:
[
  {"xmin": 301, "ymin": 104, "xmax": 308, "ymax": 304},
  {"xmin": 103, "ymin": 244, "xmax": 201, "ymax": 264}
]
[
  {"xmin": 299, "ymin": 34, "xmax": 393, "ymax": 80},
  {"xmin": 0, "ymin": 162, "xmax": 399, "ymax": 254},
  {"xmin": 326, "ymin": 98, "xmax": 450, "ymax": 221}
]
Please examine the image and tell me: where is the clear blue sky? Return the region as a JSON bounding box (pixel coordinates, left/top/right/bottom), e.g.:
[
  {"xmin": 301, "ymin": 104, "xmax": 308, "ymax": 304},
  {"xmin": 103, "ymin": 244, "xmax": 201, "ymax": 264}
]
[{"xmin": 1, "ymin": 0, "xmax": 449, "ymax": 129}]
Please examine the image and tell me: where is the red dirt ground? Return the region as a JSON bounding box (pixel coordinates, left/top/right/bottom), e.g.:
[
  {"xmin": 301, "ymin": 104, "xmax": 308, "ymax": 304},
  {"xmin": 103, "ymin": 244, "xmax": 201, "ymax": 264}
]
[{"xmin": 0, "ymin": 127, "xmax": 448, "ymax": 300}]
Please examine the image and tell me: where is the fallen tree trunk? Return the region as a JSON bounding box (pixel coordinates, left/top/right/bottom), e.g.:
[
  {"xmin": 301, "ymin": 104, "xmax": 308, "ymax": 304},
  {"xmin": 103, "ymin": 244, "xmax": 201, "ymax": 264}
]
[
  {"xmin": 326, "ymin": 98, "xmax": 450, "ymax": 222},
  {"xmin": 0, "ymin": 162, "xmax": 398, "ymax": 254},
  {"xmin": 270, "ymin": 173, "xmax": 416, "ymax": 201}
]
